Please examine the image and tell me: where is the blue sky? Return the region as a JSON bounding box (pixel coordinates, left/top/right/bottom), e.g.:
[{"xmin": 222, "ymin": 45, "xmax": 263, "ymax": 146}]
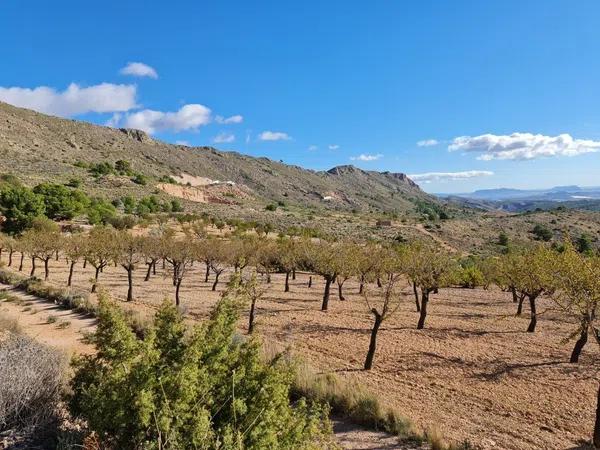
[{"xmin": 2, "ymin": 0, "xmax": 600, "ymax": 193}]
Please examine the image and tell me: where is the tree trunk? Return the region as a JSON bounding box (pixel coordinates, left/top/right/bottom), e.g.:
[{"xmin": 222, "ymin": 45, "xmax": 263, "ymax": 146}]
[
  {"xmin": 359, "ymin": 275, "xmax": 365, "ymax": 295},
  {"xmin": 152, "ymin": 260, "xmax": 156, "ymax": 275},
  {"xmin": 364, "ymin": 311, "xmax": 383, "ymax": 370},
  {"xmin": 145, "ymin": 263, "xmax": 152, "ymax": 281},
  {"xmin": 594, "ymin": 383, "xmax": 600, "ymax": 448},
  {"xmin": 127, "ymin": 267, "xmax": 133, "ymax": 302},
  {"xmin": 68, "ymin": 261, "xmax": 76, "ymax": 287},
  {"xmin": 175, "ymin": 278, "xmax": 182, "ymax": 306},
  {"xmin": 308, "ymin": 276, "xmax": 312, "ymax": 288},
  {"xmin": 248, "ymin": 297, "xmax": 257, "ymax": 334},
  {"xmin": 527, "ymin": 295, "xmax": 537, "ymax": 332},
  {"xmin": 570, "ymin": 325, "xmax": 588, "ymax": 363},
  {"xmin": 162, "ymin": 258, "xmax": 166, "ymax": 270},
  {"xmin": 83, "ymin": 258, "xmax": 87, "ymax": 269},
  {"xmin": 511, "ymin": 286, "xmax": 518, "ymax": 303},
  {"xmin": 19, "ymin": 253, "xmax": 24, "ymax": 271},
  {"xmin": 417, "ymin": 290, "xmax": 429, "ymax": 329},
  {"xmin": 516, "ymin": 294, "xmax": 525, "ymax": 316},
  {"xmin": 292, "ymin": 268, "xmax": 296, "ymax": 280},
  {"xmin": 285, "ymin": 271, "xmax": 290, "ymax": 292},
  {"xmin": 55, "ymin": 250, "xmax": 59, "ymax": 261},
  {"xmin": 30, "ymin": 257, "xmax": 36, "ymax": 277},
  {"xmin": 212, "ymin": 272, "xmax": 220, "ymax": 291},
  {"xmin": 44, "ymin": 258, "xmax": 50, "ymax": 280},
  {"xmin": 91, "ymin": 267, "xmax": 101, "ymax": 293},
  {"xmin": 338, "ymin": 281, "xmax": 345, "ymax": 301},
  {"xmin": 8, "ymin": 250, "xmax": 13, "ymax": 267},
  {"xmin": 413, "ymin": 282, "xmax": 420, "ymax": 312},
  {"xmin": 321, "ymin": 276, "xmax": 333, "ymax": 311},
  {"xmin": 377, "ymin": 278, "xmax": 382, "ymax": 288},
  {"xmin": 204, "ymin": 262, "xmax": 210, "ymax": 283}
]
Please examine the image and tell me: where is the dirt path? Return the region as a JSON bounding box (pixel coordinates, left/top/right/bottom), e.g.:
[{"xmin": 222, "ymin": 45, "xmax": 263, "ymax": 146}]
[
  {"xmin": 0, "ymin": 283, "xmax": 96, "ymax": 355},
  {"xmin": 0, "ymin": 282, "xmax": 410, "ymax": 449}
]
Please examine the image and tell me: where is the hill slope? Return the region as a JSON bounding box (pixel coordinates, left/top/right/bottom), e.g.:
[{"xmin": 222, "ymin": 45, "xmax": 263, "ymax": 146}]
[{"xmin": 0, "ymin": 101, "xmax": 432, "ymax": 213}]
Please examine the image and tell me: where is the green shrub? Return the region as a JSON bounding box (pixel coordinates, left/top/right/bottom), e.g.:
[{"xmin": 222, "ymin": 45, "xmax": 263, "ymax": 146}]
[{"xmin": 69, "ymin": 292, "xmax": 333, "ymax": 449}]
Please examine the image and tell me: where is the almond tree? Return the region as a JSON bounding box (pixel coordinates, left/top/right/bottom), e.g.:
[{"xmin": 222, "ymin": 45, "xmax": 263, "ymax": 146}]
[
  {"xmin": 403, "ymin": 241, "xmax": 454, "ymax": 329},
  {"xmin": 496, "ymin": 250, "xmax": 528, "ymax": 314},
  {"xmin": 85, "ymin": 227, "xmax": 118, "ymax": 293},
  {"xmin": 165, "ymin": 240, "xmax": 195, "ymax": 306},
  {"xmin": 363, "ymin": 256, "xmax": 404, "ymax": 370},
  {"xmin": 356, "ymin": 243, "xmax": 380, "ymax": 295},
  {"xmin": 229, "ymin": 235, "xmax": 257, "ymax": 276},
  {"xmin": 512, "ymin": 245, "xmax": 557, "ymax": 332},
  {"xmin": 19, "ymin": 224, "xmax": 62, "ymax": 280},
  {"xmin": 140, "ymin": 235, "xmax": 162, "ymax": 282},
  {"xmin": 333, "ymin": 242, "xmax": 360, "ymax": 301},
  {"xmin": 196, "ymin": 237, "xmax": 218, "ymax": 283},
  {"xmin": 552, "ymin": 239, "xmax": 600, "ymax": 362},
  {"xmin": 209, "ymin": 240, "xmax": 229, "ymax": 291},
  {"xmin": 1, "ymin": 234, "xmax": 16, "ymax": 267},
  {"xmin": 233, "ymin": 271, "xmax": 267, "ymax": 334},
  {"xmin": 277, "ymin": 237, "xmax": 298, "ymax": 292},
  {"xmin": 64, "ymin": 234, "xmax": 86, "ymax": 287},
  {"xmin": 255, "ymin": 239, "xmax": 279, "ymax": 284},
  {"xmin": 114, "ymin": 231, "xmax": 143, "ymax": 302},
  {"xmin": 303, "ymin": 241, "xmax": 338, "ymax": 311}
]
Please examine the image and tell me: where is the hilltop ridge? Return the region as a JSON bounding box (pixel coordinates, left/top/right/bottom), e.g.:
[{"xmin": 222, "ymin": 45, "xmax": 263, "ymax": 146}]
[{"xmin": 0, "ymin": 101, "xmax": 433, "ymax": 214}]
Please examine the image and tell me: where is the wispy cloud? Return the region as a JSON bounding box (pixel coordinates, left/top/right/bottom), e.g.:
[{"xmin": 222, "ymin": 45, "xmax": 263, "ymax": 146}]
[
  {"xmin": 408, "ymin": 170, "xmax": 494, "ymax": 183},
  {"xmin": 417, "ymin": 139, "xmax": 439, "ymax": 147},
  {"xmin": 215, "ymin": 114, "xmax": 243, "ymax": 124},
  {"xmin": 308, "ymin": 145, "xmax": 318, "ymax": 151},
  {"xmin": 0, "ymin": 83, "xmax": 137, "ymax": 117},
  {"xmin": 350, "ymin": 153, "xmax": 383, "ymax": 161},
  {"xmin": 213, "ymin": 132, "xmax": 235, "ymax": 144},
  {"xmin": 259, "ymin": 131, "xmax": 291, "ymax": 141},
  {"xmin": 328, "ymin": 144, "xmax": 340, "ymax": 150},
  {"xmin": 120, "ymin": 62, "xmax": 158, "ymax": 79},
  {"xmin": 449, "ymin": 133, "xmax": 600, "ymax": 160},
  {"xmin": 115, "ymin": 104, "xmax": 212, "ymax": 134}
]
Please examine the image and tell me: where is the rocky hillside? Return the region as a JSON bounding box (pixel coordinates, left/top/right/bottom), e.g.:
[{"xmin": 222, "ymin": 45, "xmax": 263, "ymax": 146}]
[{"xmin": 0, "ymin": 101, "xmax": 433, "ymax": 213}]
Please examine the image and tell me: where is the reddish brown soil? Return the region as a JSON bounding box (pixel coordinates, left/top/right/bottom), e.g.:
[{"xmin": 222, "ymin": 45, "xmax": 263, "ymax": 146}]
[{"xmin": 1, "ymin": 253, "xmax": 598, "ymax": 450}]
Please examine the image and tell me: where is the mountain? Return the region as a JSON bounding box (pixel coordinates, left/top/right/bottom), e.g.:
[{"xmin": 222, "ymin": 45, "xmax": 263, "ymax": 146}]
[
  {"xmin": 0, "ymin": 101, "xmax": 432, "ymax": 214},
  {"xmin": 437, "ymin": 185, "xmax": 600, "ymax": 213}
]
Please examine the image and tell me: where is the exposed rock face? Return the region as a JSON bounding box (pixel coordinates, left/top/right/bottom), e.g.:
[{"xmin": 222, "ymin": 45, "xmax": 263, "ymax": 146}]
[
  {"xmin": 382, "ymin": 171, "xmax": 419, "ymax": 188},
  {"xmin": 119, "ymin": 128, "xmax": 152, "ymax": 143}
]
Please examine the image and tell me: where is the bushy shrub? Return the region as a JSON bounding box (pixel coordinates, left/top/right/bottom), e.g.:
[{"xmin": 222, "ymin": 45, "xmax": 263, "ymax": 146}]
[
  {"xmin": 0, "ymin": 334, "xmax": 65, "ymax": 436},
  {"xmin": 69, "ymin": 293, "xmax": 333, "ymax": 449}
]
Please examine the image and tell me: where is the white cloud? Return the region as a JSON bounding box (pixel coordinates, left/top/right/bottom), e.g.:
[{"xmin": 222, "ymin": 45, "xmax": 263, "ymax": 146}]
[
  {"xmin": 105, "ymin": 113, "xmax": 122, "ymax": 128},
  {"xmin": 119, "ymin": 104, "xmax": 212, "ymax": 134},
  {"xmin": 259, "ymin": 131, "xmax": 291, "ymax": 141},
  {"xmin": 350, "ymin": 153, "xmax": 383, "ymax": 161},
  {"xmin": 417, "ymin": 139, "xmax": 439, "ymax": 147},
  {"xmin": 308, "ymin": 145, "xmax": 318, "ymax": 151},
  {"xmin": 215, "ymin": 114, "xmax": 243, "ymax": 124},
  {"xmin": 175, "ymin": 140, "xmax": 190, "ymax": 146},
  {"xmin": 120, "ymin": 62, "xmax": 158, "ymax": 79},
  {"xmin": 213, "ymin": 132, "xmax": 235, "ymax": 144},
  {"xmin": 328, "ymin": 144, "xmax": 340, "ymax": 150},
  {"xmin": 0, "ymin": 83, "xmax": 137, "ymax": 117},
  {"xmin": 408, "ymin": 170, "xmax": 494, "ymax": 183},
  {"xmin": 449, "ymin": 132, "xmax": 600, "ymax": 161}
]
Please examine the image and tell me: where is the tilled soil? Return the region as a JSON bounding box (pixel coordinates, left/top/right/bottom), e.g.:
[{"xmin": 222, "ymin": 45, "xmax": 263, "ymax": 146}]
[{"xmin": 1, "ymin": 253, "xmax": 598, "ymax": 449}]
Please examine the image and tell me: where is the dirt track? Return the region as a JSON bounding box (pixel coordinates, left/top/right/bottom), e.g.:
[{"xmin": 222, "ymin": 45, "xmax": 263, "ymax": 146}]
[{"xmin": 1, "ymin": 253, "xmax": 598, "ymax": 449}]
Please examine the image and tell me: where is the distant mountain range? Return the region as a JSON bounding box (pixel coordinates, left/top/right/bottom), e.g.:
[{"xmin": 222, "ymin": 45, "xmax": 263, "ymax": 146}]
[{"xmin": 437, "ymin": 186, "xmax": 600, "ymax": 212}]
